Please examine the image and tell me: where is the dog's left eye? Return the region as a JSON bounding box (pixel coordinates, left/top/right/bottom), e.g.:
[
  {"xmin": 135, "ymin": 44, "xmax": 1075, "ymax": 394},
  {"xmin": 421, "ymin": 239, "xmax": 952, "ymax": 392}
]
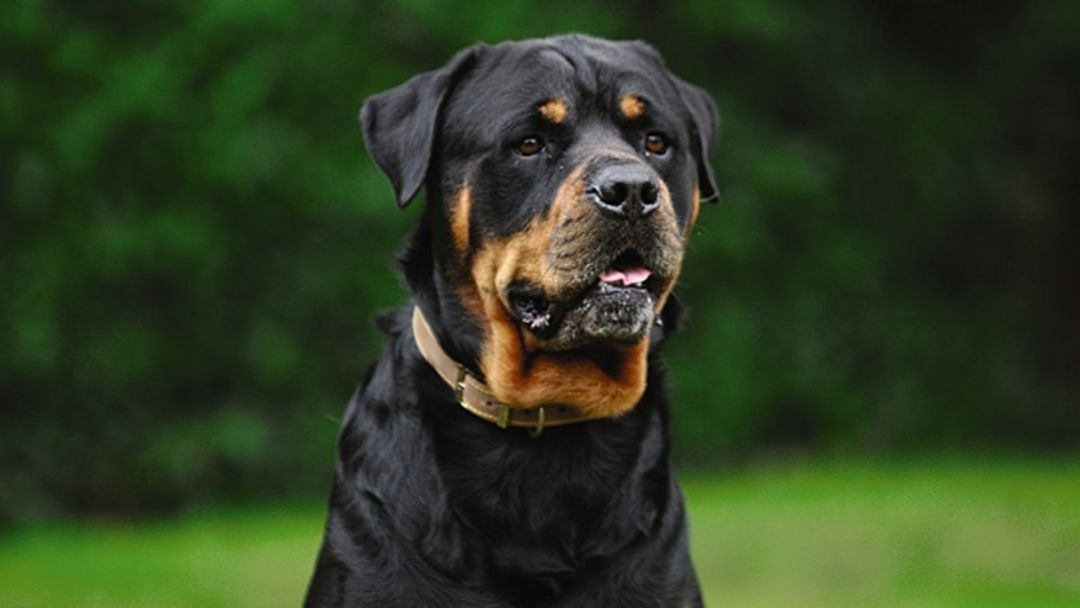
[
  {"xmin": 644, "ymin": 133, "xmax": 669, "ymax": 156},
  {"xmin": 517, "ymin": 136, "xmax": 545, "ymax": 157}
]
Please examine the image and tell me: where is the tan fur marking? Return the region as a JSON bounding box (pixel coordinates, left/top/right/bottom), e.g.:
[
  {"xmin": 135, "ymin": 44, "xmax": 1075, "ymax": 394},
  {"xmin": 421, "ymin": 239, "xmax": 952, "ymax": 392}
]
[
  {"xmin": 650, "ymin": 179, "xmax": 682, "ymax": 316},
  {"xmin": 620, "ymin": 94, "xmax": 646, "ymax": 120},
  {"xmin": 471, "ymin": 244, "xmax": 650, "ymax": 418},
  {"xmin": 685, "ymin": 186, "xmax": 701, "ymax": 239},
  {"xmin": 451, "ymin": 186, "xmax": 472, "ymax": 254},
  {"xmin": 448, "ymin": 185, "xmax": 487, "ymax": 322},
  {"xmin": 537, "ymin": 98, "xmax": 568, "ymax": 124}
]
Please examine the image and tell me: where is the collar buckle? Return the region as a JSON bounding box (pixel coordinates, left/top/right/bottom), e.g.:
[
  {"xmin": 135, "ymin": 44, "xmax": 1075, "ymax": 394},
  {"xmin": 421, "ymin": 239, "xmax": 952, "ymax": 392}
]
[
  {"xmin": 453, "ymin": 365, "xmax": 467, "ymax": 403},
  {"xmin": 529, "ymin": 407, "xmax": 546, "ymax": 438}
]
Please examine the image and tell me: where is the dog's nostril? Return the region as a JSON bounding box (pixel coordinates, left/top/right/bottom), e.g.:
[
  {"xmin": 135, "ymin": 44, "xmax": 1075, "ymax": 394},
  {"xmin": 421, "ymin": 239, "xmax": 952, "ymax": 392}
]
[
  {"xmin": 599, "ymin": 182, "xmax": 628, "ymax": 207},
  {"xmin": 641, "ymin": 183, "xmax": 659, "ymax": 207}
]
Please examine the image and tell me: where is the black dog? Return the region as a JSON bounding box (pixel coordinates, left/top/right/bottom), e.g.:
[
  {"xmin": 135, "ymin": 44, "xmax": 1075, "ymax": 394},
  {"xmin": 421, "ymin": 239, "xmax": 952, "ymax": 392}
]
[{"xmin": 305, "ymin": 34, "xmax": 718, "ymax": 608}]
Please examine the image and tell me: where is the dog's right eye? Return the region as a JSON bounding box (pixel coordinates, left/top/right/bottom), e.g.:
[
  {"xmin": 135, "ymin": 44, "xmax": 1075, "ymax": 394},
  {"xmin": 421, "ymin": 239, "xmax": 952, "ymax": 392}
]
[
  {"xmin": 644, "ymin": 132, "xmax": 670, "ymax": 156},
  {"xmin": 516, "ymin": 136, "xmax": 545, "ymax": 157}
]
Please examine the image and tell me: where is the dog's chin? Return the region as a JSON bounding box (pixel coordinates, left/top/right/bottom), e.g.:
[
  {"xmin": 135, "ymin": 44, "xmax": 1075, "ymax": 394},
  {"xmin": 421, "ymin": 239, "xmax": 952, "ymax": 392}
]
[
  {"xmin": 507, "ymin": 281, "xmax": 659, "ymax": 352},
  {"xmin": 541, "ymin": 284, "xmax": 656, "ymax": 351}
]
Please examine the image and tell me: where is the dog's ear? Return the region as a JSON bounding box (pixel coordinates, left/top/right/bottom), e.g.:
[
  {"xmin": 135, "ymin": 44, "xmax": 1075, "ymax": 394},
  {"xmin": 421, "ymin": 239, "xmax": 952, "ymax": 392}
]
[
  {"xmin": 673, "ymin": 76, "xmax": 720, "ymax": 203},
  {"xmin": 360, "ymin": 47, "xmax": 481, "ymax": 207}
]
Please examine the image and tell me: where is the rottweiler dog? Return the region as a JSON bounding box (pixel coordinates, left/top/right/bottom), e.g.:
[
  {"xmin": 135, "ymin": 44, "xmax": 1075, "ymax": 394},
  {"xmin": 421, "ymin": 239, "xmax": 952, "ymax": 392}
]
[{"xmin": 305, "ymin": 34, "xmax": 719, "ymax": 607}]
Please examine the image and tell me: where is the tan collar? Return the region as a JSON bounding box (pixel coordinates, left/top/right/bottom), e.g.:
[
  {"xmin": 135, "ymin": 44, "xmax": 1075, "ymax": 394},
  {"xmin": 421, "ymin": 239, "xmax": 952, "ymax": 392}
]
[{"xmin": 411, "ymin": 307, "xmax": 606, "ymax": 435}]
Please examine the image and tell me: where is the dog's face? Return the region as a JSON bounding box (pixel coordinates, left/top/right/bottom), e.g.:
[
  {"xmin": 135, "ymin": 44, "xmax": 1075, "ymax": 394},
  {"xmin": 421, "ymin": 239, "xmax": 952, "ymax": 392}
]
[{"xmin": 362, "ymin": 35, "xmax": 718, "ymax": 417}]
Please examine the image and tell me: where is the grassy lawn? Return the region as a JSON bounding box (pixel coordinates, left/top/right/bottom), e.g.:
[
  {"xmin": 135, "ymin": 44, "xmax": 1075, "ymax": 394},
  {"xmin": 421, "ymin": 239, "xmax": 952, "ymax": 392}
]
[
  {"xmin": 686, "ymin": 457, "xmax": 1080, "ymax": 607},
  {"xmin": 1, "ymin": 457, "xmax": 1078, "ymax": 607}
]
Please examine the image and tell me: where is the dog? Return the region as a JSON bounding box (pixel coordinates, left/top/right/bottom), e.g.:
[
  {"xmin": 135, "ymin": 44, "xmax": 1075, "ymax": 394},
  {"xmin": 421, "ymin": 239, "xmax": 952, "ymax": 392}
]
[{"xmin": 305, "ymin": 34, "xmax": 718, "ymax": 607}]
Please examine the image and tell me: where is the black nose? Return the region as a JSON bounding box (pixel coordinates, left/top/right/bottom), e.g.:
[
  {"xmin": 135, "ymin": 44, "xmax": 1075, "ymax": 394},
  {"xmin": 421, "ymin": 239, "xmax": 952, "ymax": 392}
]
[{"xmin": 586, "ymin": 165, "xmax": 660, "ymax": 218}]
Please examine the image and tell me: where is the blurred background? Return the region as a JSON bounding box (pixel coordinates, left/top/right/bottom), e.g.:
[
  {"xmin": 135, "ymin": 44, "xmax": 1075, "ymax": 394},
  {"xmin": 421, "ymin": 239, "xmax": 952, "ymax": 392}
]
[{"xmin": 2, "ymin": 0, "xmax": 1078, "ymax": 606}]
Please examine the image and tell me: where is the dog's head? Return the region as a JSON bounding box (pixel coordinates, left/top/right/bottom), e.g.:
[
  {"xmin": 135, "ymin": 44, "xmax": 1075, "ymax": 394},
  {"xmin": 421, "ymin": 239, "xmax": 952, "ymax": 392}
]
[{"xmin": 362, "ymin": 35, "xmax": 718, "ymax": 418}]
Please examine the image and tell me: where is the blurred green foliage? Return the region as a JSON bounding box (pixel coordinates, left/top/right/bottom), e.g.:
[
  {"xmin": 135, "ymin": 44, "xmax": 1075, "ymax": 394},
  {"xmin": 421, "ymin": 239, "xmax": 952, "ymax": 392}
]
[{"xmin": 2, "ymin": 0, "xmax": 1077, "ymax": 519}]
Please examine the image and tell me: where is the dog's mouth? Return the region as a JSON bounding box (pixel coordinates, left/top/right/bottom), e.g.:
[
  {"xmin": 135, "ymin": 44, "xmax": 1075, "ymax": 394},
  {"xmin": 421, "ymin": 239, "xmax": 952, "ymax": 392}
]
[{"xmin": 506, "ymin": 250, "xmax": 666, "ymax": 350}]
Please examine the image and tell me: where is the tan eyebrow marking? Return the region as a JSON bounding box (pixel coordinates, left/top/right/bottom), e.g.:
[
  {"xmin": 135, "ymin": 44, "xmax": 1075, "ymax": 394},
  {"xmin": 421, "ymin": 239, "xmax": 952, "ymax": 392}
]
[
  {"xmin": 619, "ymin": 94, "xmax": 646, "ymax": 120},
  {"xmin": 537, "ymin": 98, "xmax": 568, "ymax": 124}
]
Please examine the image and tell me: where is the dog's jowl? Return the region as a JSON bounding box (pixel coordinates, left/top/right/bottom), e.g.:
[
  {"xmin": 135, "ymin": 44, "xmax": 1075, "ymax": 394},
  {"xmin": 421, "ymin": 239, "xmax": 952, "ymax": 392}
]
[{"xmin": 305, "ymin": 34, "xmax": 718, "ymax": 608}]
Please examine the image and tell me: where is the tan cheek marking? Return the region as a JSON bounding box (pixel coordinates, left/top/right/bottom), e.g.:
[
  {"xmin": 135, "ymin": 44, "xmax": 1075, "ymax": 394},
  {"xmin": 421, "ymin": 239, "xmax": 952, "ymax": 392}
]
[
  {"xmin": 553, "ymin": 164, "xmax": 589, "ymax": 217},
  {"xmin": 443, "ymin": 184, "xmax": 487, "ymax": 328},
  {"xmin": 651, "ymin": 181, "xmax": 686, "ymax": 316},
  {"xmin": 491, "ymin": 163, "xmax": 591, "ymax": 299},
  {"xmin": 451, "ymin": 185, "xmax": 472, "ymax": 254},
  {"xmin": 620, "ymin": 94, "xmax": 646, "ymax": 120},
  {"xmin": 685, "ymin": 186, "xmax": 701, "ymax": 239},
  {"xmin": 538, "ymin": 98, "xmax": 568, "ymax": 124}
]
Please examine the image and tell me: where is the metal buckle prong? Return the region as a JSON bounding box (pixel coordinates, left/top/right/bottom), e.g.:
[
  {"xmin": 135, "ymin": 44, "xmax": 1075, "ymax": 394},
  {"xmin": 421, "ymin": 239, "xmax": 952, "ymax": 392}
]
[
  {"xmin": 496, "ymin": 405, "xmax": 510, "ymax": 429},
  {"xmin": 529, "ymin": 407, "xmax": 546, "ymax": 438},
  {"xmin": 454, "ymin": 366, "xmax": 467, "ymax": 403}
]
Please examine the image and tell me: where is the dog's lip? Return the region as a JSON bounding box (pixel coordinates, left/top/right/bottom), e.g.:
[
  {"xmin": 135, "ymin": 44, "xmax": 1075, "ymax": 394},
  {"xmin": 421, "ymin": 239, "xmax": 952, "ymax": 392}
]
[{"xmin": 506, "ymin": 250, "xmax": 666, "ymax": 338}]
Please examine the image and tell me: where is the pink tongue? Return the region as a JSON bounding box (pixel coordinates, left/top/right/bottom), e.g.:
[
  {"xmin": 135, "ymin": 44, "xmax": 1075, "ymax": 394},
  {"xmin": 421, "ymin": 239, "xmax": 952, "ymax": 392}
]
[{"xmin": 599, "ymin": 266, "xmax": 652, "ymax": 286}]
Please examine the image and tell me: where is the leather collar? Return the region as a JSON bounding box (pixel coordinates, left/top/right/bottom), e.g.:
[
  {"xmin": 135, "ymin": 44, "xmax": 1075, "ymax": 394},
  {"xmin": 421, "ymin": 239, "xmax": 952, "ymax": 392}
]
[{"xmin": 411, "ymin": 307, "xmax": 607, "ymax": 435}]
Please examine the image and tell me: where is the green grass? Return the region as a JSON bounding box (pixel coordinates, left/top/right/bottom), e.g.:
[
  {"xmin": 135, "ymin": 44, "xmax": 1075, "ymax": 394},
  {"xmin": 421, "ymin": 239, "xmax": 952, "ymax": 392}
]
[
  {"xmin": 685, "ymin": 457, "xmax": 1080, "ymax": 607},
  {"xmin": 2, "ymin": 458, "xmax": 1078, "ymax": 607},
  {"xmin": 0, "ymin": 504, "xmax": 321, "ymax": 608}
]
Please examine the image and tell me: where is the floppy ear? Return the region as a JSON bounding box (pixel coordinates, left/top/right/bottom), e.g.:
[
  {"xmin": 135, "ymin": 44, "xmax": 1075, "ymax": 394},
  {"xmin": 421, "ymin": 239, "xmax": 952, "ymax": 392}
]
[
  {"xmin": 673, "ymin": 77, "xmax": 720, "ymax": 203},
  {"xmin": 360, "ymin": 47, "xmax": 480, "ymax": 207}
]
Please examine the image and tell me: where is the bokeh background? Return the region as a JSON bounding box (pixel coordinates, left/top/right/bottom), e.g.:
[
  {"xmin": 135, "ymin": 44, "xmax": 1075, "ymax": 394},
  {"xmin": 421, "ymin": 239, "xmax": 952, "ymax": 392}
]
[{"xmin": 2, "ymin": 1, "xmax": 1078, "ymax": 606}]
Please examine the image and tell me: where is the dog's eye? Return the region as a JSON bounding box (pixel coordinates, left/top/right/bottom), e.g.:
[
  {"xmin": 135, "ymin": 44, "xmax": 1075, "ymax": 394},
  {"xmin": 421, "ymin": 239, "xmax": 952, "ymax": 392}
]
[
  {"xmin": 644, "ymin": 133, "xmax": 669, "ymax": 156},
  {"xmin": 517, "ymin": 136, "xmax": 545, "ymax": 157}
]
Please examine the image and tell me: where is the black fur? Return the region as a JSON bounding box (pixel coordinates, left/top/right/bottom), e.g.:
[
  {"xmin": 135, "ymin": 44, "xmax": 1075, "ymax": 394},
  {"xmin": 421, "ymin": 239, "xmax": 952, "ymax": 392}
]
[{"xmin": 306, "ymin": 35, "xmax": 716, "ymax": 607}]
